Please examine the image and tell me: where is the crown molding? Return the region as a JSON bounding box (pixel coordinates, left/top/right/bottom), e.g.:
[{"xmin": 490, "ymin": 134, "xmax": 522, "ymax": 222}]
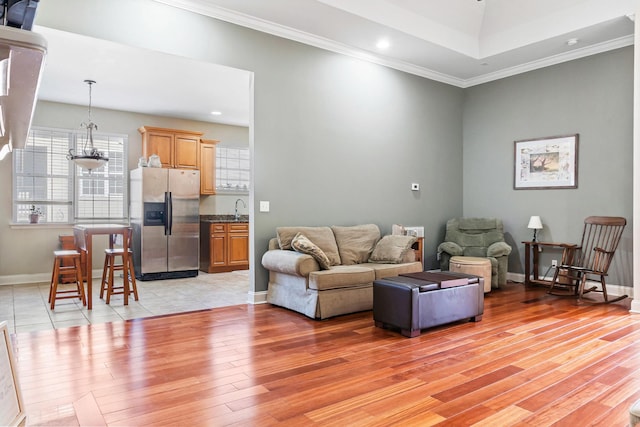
[
  {"xmin": 152, "ymin": 0, "xmax": 467, "ymax": 86},
  {"xmin": 153, "ymin": 0, "xmax": 634, "ymax": 89},
  {"xmin": 463, "ymin": 34, "xmax": 635, "ymax": 88}
]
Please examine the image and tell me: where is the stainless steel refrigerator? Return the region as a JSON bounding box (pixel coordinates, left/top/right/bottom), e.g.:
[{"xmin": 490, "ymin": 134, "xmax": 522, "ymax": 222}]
[{"xmin": 130, "ymin": 167, "xmax": 200, "ymax": 280}]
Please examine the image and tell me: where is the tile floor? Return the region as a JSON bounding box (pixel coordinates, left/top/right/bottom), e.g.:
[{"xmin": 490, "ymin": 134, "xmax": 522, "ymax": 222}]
[{"xmin": 0, "ymin": 270, "xmax": 250, "ymax": 334}]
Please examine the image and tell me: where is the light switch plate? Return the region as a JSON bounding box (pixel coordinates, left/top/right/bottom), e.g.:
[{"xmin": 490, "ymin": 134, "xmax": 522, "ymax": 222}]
[
  {"xmin": 259, "ymin": 201, "xmax": 270, "ymax": 212},
  {"xmin": 411, "ymin": 183, "xmax": 420, "ymax": 191}
]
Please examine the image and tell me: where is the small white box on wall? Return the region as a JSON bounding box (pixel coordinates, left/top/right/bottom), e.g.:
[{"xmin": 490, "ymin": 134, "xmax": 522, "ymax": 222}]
[{"xmin": 404, "ymin": 226, "xmax": 424, "ymax": 238}]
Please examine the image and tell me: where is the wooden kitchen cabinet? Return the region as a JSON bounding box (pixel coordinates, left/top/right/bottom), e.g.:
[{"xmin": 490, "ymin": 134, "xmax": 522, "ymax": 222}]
[
  {"xmin": 139, "ymin": 126, "xmax": 203, "ymax": 169},
  {"xmin": 208, "ymin": 223, "xmax": 227, "ymax": 269},
  {"xmin": 200, "ymin": 222, "xmax": 249, "ymax": 273},
  {"xmin": 200, "ymin": 139, "xmax": 219, "ymax": 195},
  {"xmin": 227, "ymin": 223, "xmax": 250, "ymax": 267}
]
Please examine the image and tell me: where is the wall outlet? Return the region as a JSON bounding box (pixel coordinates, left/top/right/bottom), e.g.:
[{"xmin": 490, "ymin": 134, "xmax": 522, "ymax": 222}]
[
  {"xmin": 259, "ymin": 201, "xmax": 270, "ymax": 212},
  {"xmin": 551, "ymin": 259, "xmax": 558, "ymax": 267},
  {"xmin": 411, "ymin": 183, "xmax": 419, "ymax": 191}
]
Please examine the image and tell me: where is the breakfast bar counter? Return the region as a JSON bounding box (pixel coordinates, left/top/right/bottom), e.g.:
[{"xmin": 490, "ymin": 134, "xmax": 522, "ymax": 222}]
[{"xmin": 73, "ymin": 224, "xmax": 130, "ymax": 310}]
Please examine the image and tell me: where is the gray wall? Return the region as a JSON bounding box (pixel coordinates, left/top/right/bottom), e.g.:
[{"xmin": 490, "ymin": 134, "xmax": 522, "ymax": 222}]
[
  {"xmin": 463, "ymin": 47, "xmax": 634, "ymax": 286},
  {"xmin": 19, "ymin": 0, "xmax": 465, "ymax": 290}
]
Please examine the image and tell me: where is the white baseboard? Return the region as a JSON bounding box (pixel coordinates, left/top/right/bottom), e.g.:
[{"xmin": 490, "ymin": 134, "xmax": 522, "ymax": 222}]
[
  {"xmin": 0, "ymin": 273, "xmax": 48, "ymax": 286},
  {"xmin": 0, "ymin": 270, "xmax": 107, "ymax": 286},
  {"xmin": 247, "ymin": 291, "xmax": 267, "ymax": 304},
  {"xmin": 507, "ymin": 272, "xmax": 633, "ymax": 299},
  {"xmin": 507, "ymin": 272, "xmax": 525, "ymax": 283}
]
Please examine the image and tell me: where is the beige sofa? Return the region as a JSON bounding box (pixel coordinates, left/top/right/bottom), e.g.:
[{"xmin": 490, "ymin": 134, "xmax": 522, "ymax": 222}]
[{"xmin": 262, "ymin": 224, "xmax": 422, "ymax": 319}]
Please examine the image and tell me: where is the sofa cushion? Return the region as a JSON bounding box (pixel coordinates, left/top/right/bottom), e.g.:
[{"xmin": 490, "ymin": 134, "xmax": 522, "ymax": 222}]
[
  {"xmin": 277, "ymin": 226, "xmax": 341, "ymax": 265},
  {"xmin": 369, "ymin": 235, "xmax": 417, "ymax": 264},
  {"xmin": 459, "ymin": 218, "xmax": 498, "ymax": 230},
  {"xmin": 331, "ymin": 224, "xmax": 380, "ymax": 265},
  {"xmin": 308, "ymin": 265, "xmax": 375, "ymax": 291},
  {"xmin": 365, "ymin": 261, "xmax": 423, "ymax": 280},
  {"xmin": 291, "ymin": 233, "xmax": 331, "ymax": 270}
]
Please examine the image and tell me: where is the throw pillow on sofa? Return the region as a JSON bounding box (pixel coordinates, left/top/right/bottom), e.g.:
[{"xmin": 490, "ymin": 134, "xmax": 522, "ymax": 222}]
[
  {"xmin": 331, "ymin": 224, "xmax": 381, "ymax": 265},
  {"xmin": 369, "ymin": 235, "xmax": 417, "ymax": 264},
  {"xmin": 291, "ymin": 233, "xmax": 331, "ymax": 270},
  {"xmin": 276, "ymin": 226, "xmax": 341, "ymax": 265}
]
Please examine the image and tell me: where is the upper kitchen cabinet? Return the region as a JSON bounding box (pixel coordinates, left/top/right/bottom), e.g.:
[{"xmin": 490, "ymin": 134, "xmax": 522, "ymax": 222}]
[
  {"xmin": 139, "ymin": 126, "xmax": 204, "ymax": 169},
  {"xmin": 200, "ymin": 139, "xmax": 219, "ymax": 195}
]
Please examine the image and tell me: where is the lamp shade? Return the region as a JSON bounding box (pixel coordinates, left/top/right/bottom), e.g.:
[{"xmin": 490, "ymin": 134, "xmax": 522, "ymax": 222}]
[
  {"xmin": 71, "ymin": 155, "xmax": 107, "ymax": 170},
  {"xmin": 528, "ymin": 216, "xmax": 543, "ymax": 230}
]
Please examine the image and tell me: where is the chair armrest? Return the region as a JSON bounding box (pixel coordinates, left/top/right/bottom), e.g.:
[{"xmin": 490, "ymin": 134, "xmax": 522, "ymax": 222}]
[
  {"xmin": 437, "ymin": 241, "xmax": 463, "ymax": 256},
  {"xmin": 261, "ymin": 249, "xmax": 320, "ymax": 277},
  {"xmin": 559, "ymin": 244, "xmax": 580, "ymax": 265},
  {"xmin": 487, "ymin": 242, "xmax": 512, "ymax": 257},
  {"xmin": 593, "ymin": 247, "xmax": 612, "ymax": 254}
]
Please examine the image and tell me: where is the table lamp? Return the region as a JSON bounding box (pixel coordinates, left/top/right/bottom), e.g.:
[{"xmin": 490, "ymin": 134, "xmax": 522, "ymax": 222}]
[{"xmin": 527, "ymin": 216, "xmax": 543, "ymax": 242}]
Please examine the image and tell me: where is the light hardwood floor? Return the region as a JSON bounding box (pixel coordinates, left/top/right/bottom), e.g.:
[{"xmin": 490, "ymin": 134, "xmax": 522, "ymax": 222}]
[{"xmin": 14, "ymin": 281, "xmax": 640, "ymax": 426}]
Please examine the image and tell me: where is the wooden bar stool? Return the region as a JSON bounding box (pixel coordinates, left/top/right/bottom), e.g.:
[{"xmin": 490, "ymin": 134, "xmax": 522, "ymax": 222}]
[
  {"xmin": 100, "ymin": 228, "xmax": 138, "ymax": 305},
  {"xmin": 58, "ymin": 235, "xmax": 87, "ymax": 282},
  {"xmin": 49, "ymin": 250, "xmax": 86, "ymax": 309}
]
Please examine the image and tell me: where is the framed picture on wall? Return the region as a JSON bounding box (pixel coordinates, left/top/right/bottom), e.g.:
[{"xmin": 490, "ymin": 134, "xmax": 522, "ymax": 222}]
[{"xmin": 514, "ymin": 134, "xmax": 579, "ymax": 189}]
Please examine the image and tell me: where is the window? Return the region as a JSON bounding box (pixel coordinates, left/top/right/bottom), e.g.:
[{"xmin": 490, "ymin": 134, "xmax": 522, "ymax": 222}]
[
  {"xmin": 216, "ymin": 146, "xmax": 250, "ymax": 192},
  {"xmin": 13, "ymin": 127, "xmax": 128, "ymax": 224}
]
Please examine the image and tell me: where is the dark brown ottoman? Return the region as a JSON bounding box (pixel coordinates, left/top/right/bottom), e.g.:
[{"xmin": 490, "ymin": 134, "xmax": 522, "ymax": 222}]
[{"xmin": 373, "ymin": 271, "xmax": 484, "ymax": 337}]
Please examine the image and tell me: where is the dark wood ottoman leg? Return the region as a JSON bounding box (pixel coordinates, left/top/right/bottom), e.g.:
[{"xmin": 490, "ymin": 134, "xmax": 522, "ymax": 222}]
[{"xmin": 401, "ymin": 329, "xmax": 421, "ymax": 338}]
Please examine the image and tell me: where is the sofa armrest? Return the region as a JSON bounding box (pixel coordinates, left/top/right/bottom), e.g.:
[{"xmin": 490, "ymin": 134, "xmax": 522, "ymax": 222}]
[
  {"xmin": 268, "ymin": 238, "xmax": 279, "ymax": 250},
  {"xmin": 437, "ymin": 241, "xmax": 463, "ymax": 257},
  {"xmin": 487, "ymin": 241, "xmax": 512, "ymax": 258},
  {"xmin": 261, "ymin": 249, "xmax": 320, "ymax": 277}
]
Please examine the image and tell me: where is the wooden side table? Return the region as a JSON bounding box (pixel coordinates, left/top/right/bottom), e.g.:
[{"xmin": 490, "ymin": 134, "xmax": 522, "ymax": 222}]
[
  {"xmin": 412, "ymin": 237, "xmax": 424, "ymax": 268},
  {"xmin": 522, "ymin": 241, "xmax": 577, "ymax": 287}
]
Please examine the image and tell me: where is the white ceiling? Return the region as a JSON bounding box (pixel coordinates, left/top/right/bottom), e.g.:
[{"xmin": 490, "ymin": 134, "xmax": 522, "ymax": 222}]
[
  {"xmin": 34, "ymin": 26, "xmax": 252, "ymax": 127},
  {"xmin": 34, "ymin": 0, "xmax": 637, "ymax": 126}
]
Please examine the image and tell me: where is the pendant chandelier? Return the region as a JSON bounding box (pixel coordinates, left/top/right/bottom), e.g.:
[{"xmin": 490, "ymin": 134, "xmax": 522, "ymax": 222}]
[{"xmin": 66, "ymin": 79, "xmax": 108, "ymax": 170}]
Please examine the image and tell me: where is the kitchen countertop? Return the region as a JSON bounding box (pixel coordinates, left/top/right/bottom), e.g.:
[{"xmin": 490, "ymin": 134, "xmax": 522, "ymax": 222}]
[{"xmin": 200, "ymin": 214, "xmax": 249, "ymax": 223}]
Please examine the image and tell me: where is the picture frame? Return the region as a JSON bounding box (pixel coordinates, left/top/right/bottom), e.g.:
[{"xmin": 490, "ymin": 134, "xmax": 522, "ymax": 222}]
[
  {"xmin": 514, "ymin": 134, "xmax": 578, "ymax": 190},
  {"xmin": 0, "ymin": 321, "xmax": 25, "ymax": 427}
]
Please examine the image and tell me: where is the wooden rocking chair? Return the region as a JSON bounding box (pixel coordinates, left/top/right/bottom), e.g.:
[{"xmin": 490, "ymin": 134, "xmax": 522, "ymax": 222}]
[{"xmin": 548, "ymin": 216, "xmax": 627, "ymax": 304}]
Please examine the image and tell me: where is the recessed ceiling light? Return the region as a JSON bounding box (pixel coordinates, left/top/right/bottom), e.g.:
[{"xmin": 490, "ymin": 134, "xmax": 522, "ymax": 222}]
[
  {"xmin": 566, "ymin": 38, "xmax": 578, "ymax": 46},
  {"xmin": 376, "ymin": 38, "xmax": 390, "ymax": 50},
  {"xmin": 211, "ymin": 111, "xmax": 222, "ymax": 116}
]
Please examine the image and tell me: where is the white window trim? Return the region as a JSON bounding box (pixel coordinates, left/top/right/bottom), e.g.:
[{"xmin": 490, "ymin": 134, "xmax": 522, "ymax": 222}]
[
  {"xmin": 12, "ymin": 126, "xmax": 128, "ymax": 225},
  {"xmin": 216, "ymin": 145, "xmax": 250, "ymax": 194}
]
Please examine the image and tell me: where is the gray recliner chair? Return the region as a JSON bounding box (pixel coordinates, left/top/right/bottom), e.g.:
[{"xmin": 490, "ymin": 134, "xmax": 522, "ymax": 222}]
[{"xmin": 437, "ymin": 217, "xmax": 512, "ymax": 288}]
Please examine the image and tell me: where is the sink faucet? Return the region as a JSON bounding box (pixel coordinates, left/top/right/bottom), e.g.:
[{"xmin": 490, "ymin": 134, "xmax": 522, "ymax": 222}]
[{"xmin": 234, "ymin": 198, "xmax": 246, "ymax": 221}]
